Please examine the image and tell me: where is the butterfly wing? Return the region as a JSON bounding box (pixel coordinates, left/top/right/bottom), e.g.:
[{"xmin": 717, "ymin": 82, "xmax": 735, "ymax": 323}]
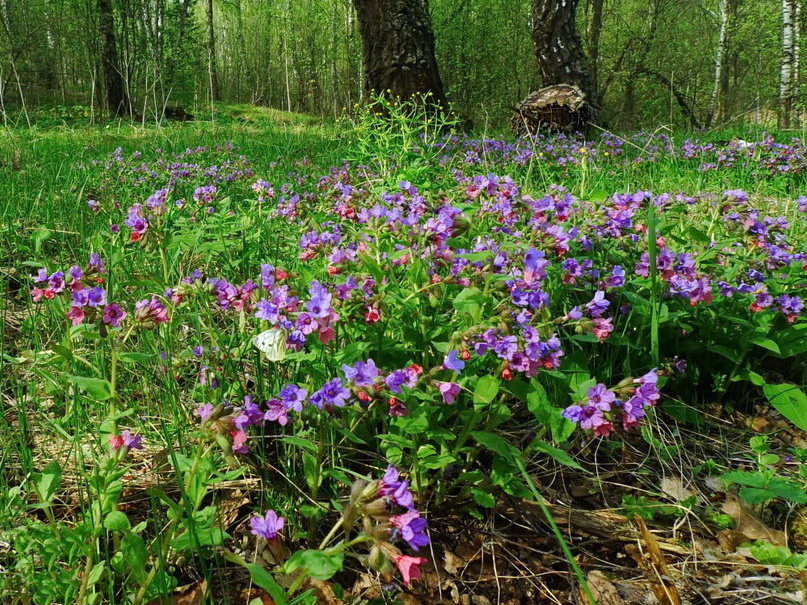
[{"xmin": 253, "ymin": 329, "xmax": 287, "ymax": 362}]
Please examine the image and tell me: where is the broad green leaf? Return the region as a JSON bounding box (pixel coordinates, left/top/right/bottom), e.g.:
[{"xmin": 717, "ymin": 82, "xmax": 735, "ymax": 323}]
[
  {"xmin": 103, "ymin": 510, "xmax": 131, "ymax": 531},
  {"xmin": 530, "ymin": 439, "xmax": 584, "ymax": 471},
  {"xmin": 472, "ymin": 488, "xmax": 495, "ymax": 508},
  {"xmin": 473, "ymin": 375, "xmax": 500, "ymax": 407},
  {"xmin": 122, "ymin": 533, "xmax": 149, "ymax": 582},
  {"xmin": 170, "ymin": 526, "xmax": 229, "ymax": 551},
  {"xmin": 738, "ymin": 487, "xmax": 777, "ymax": 504},
  {"xmin": 247, "ymin": 564, "xmax": 287, "ymax": 605},
  {"xmin": 87, "ymin": 561, "xmax": 105, "ymax": 586},
  {"xmin": 763, "ymin": 383, "xmax": 807, "ymax": 432},
  {"xmin": 285, "ymin": 549, "xmax": 344, "ymax": 581},
  {"xmin": 721, "ymin": 470, "xmax": 769, "ymax": 488},
  {"xmin": 64, "ymin": 374, "xmax": 112, "ymax": 401},
  {"xmin": 471, "ymin": 431, "xmax": 514, "ymax": 458},
  {"xmin": 303, "ymin": 451, "xmax": 320, "ymax": 492},
  {"xmin": 34, "ymin": 460, "xmax": 62, "ymax": 503}
]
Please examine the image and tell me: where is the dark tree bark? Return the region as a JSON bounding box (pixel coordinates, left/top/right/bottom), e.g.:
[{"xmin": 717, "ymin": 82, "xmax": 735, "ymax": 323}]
[
  {"xmin": 206, "ymin": 0, "xmax": 219, "ymax": 101},
  {"xmin": 352, "ymin": 0, "xmax": 447, "ymax": 109},
  {"xmin": 97, "ymin": 0, "xmax": 129, "ymax": 117},
  {"xmin": 587, "ymin": 0, "xmax": 604, "ymax": 97},
  {"xmin": 531, "ymin": 0, "xmax": 599, "ymax": 117}
]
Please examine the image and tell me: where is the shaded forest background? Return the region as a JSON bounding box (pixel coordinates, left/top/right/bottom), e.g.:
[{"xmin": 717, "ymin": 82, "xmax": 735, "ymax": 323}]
[{"xmin": 0, "ymin": 0, "xmax": 797, "ymax": 130}]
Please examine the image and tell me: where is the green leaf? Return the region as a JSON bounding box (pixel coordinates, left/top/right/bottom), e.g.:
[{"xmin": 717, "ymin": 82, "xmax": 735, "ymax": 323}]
[
  {"xmin": 103, "ymin": 511, "xmax": 131, "ymax": 531},
  {"xmin": 767, "ymin": 478, "xmax": 807, "ymax": 503},
  {"xmin": 285, "ymin": 549, "xmax": 344, "ymax": 581},
  {"xmin": 471, "ymin": 431, "xmax": 514, "ymax": 459},
  {"xmin": 472, "ymin": 488, "xmax": 495, "ymax": 508},
  {"xmin": 526, "ymin": 381, "xmax": 575, "ymax": 443},
  {"xmin": 732, "ymin": 370, "xmax": 766, "ymax": 386},
  {"xmin": 738, "ymin": 487, "xmax": 777, "ymax": 504},
  {"xmin": 282, "ymin": 436, "xmax": 319, "ymax": 454},
  {"xmin": 763, "ymin": 383, "xmax": 807, "ymax": 432},
  {"xmin": 170, "ymin": 526, "xmax": 230, "ymax": 551},
  {"xmin": 87, "ymin": 561, "xmax": 105, "ymax": 586},
  {"xmin": 122, "ymin": 534, "xmax": 148, "ymax": 583},
  {"xmin": 473, "ymin": 375, "xmax": 500, "ymax": 407},
  {"xmin": 64, "ymin": 374, "xmax": 113, "ymax": 400},
  {"xmin": 33, "ymin": 459, "xmax": 62, "ymax": 503},
  {"xmin": 706, "ymin": 344, "xmax": 741, "ymax": 364},
  {"xmin": 720, "ymin": 470, "xmax": 769, "ymax": 488},
  {"xmin": 530, "ymin": 440, "xmax": 584, "ymax": 471},
  {"xmin": 303, "ymin": 451, "xmax": 320, "ymax": 492},
  {"xmin": 747, "ymin": 333, "xmax": 780, "ymax": 354},
  {"xmin": 117, "ymin": 353, "xmax": 153, "ymax": 364},
  {"xmin": 51, "ymin": 344, "xmax": 74, "ymax": 362},
  {"xmin": 247, "ymin": 564, "xmax": 287, "ymax": 605}
]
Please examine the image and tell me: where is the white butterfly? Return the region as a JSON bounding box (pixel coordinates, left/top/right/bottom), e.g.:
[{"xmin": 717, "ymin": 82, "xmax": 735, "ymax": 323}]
[{"xmin": 253, "ymin": 328, "xmax": 288, "ymax": 361}]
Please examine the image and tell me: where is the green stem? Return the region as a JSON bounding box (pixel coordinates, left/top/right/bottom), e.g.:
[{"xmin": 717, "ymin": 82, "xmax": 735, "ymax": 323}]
[
  {"xmin": 514, "ymin": 457, "xmax": 598, "ymax": 605},
  {"xmin": 130, "ymin": 445, "xmax": 212, "ymax": 605}
]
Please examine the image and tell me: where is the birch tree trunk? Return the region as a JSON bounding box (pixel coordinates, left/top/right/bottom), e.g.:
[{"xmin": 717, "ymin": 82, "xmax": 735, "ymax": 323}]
[
  {"xmin": 707, "ymin": 0, "xmax": 729, "ymax": 127},
  {"xmin": 206, "ymin": 0, "xmax": 219, "ymax": 102},
  {"xmin": 531, "ymin": 0, "xmax": 599, "ymax": 117},
  {"xmin": 780, "ymin": 0, "xmax": 801, "ymax": 128}
]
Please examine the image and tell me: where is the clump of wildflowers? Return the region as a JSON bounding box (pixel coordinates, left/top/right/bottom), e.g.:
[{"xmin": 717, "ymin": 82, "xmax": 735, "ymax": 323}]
[{"xmin": 563, "ymin": 369, "xmax": 660, "ymax": 435}]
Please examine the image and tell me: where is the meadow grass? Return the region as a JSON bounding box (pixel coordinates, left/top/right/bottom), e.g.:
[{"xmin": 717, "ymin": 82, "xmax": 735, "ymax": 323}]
[{"xmin": 3, "ymin": 103, "xmax": 807, "ymax": 604}]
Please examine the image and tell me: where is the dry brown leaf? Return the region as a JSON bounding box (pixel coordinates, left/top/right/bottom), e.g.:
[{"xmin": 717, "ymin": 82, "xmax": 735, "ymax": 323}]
[
  {"xmin": 635, "ymin": 516, "xmax": 682, "ymax": 605},
  {"xmin": 722, "ymin": 496, "xmax": 787, "ymax": 546},
  {"xmin": 718, "ymin": 529, "xmax": 753, "ymax": 552},
  {"xmin": 581, "ymin": 571, "xmax": 624, "ymax": 605},
  {"xmin": 240, "ymin": 587, "xmax": 275, "ymax": 605},
  {"xmin": 443, "ymin": 549, "xmax": 465, "ymax": 575},
  {"xmin": 306, "ymin": 578, "xmax": 344, "ymax": 605},
  {"xmin": 145, "ymin": 579, "xmax": 207, "ymax": 605},
  {"xmin": 660, "ymin": 476, "xmax": 696, "ymax": 503}
]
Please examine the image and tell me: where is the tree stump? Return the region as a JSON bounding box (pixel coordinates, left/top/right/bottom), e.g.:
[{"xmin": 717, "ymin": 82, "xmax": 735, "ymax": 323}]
[{"xmin": 511, "ymin": 84, "xmax": 592, "ymax": 136}]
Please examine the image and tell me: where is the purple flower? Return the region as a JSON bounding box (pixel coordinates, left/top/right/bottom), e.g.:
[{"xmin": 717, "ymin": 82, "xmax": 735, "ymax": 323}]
[
  {"xmin": 586, "ymin": 383, "xmax": 615, "ymax": 410},
  {"xmin": 378, "ymin": 465, "xmax": 415, "ymax": 510},
  {"xmin": 87, "ymin": 286, "xmax": 107, "ymax": 307},
  {"xmin": 196, "ymin": 403, "xmax": 214, "ymax": 422},
  {"xmin": 250, "ymin": 509, "xmax": 285, "ymax": 540},
  {"xmin": 343, "ymin": 359, "xmax": 380, "ymax": 387},
  {"xmin": 192, "ymin": 346, "xmax": 204, "ymax": 358},
  {"xmin": 391, "ymin": 511, "xmax": 429, "ymax": 551},
  {"xmin": 279, "ymin": 384, "xmax": 307, "ymax": 412},
  {"xmin": 585, "ymin": 291, "xmax": 610, "ymax": 318},
  {"xmin": 234, "ymin": 397, "xmax": 264, "ymax": 430},
  {"xmin": 264, "ymin": 399, "xmax": 289, "ymax": 426},
  {"xmin": 443, "ymin": 350, "xmax": 465, "ymax": 374},
  {"xmin": 309, "ymin": 377, "xmax": 351, "ymax": 409},
  {"xmin": 306, "ymin": 280, "xmax": 332, "ymax": 318},
  {"xmin": 437, "ymin": 382, "xmax": 461, "ymax": 404},
  {"xmin": 102, "ymin": 304, "xmax": 127, "ymax": 327},
  {"xmin": 122, "ymin": 430, "xmax": 142, "ymax": 450}
]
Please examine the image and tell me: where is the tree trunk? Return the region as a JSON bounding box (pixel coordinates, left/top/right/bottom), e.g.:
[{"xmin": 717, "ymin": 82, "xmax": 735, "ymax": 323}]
[
  {"xmin": 707, "ymin": 0, "xmax": 729, "ymax": 127},
  {"xmin": 97, "ymin": 0, "xmax": 129, "ymax": 117},
  {"xmin": 780, "ymin": 0, "xmax": 801, "ymax": 128},
  {"xmin": 587, "ymin": 0, "xmax": 604, "ymax": 100},
  {"xmin": 206, "ymin": 0, "xmax": 219, "ymax": 101},
  {"xmin": 531, "ymin": 0, "xmax": 599, "ymax": 117},
  {"xmin": 351, "ymin": 0, "xmax": 447, "ymax": 109}
]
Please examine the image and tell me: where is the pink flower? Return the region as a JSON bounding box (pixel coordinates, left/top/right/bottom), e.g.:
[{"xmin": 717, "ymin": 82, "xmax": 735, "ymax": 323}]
[
  {"xmin": 394, "ymin": 555, "xmax": 428, "ymax": 587},
  {"xmin": 66, "ymin": 306, "xmax": 86, "ymax": 325},
  {"xmin": 232, "ymin": 430, "xmax": 248, "ymax": 454}
]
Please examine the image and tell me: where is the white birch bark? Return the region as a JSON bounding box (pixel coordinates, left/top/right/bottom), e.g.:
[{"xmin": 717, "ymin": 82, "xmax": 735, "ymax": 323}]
[
  {"xmin": 780, "ymin": 0, "xmax": 796, "ymax": 128},
  {"xmin": 709, "ymin": 0, "xmax": 729, "ymax": 126}
]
